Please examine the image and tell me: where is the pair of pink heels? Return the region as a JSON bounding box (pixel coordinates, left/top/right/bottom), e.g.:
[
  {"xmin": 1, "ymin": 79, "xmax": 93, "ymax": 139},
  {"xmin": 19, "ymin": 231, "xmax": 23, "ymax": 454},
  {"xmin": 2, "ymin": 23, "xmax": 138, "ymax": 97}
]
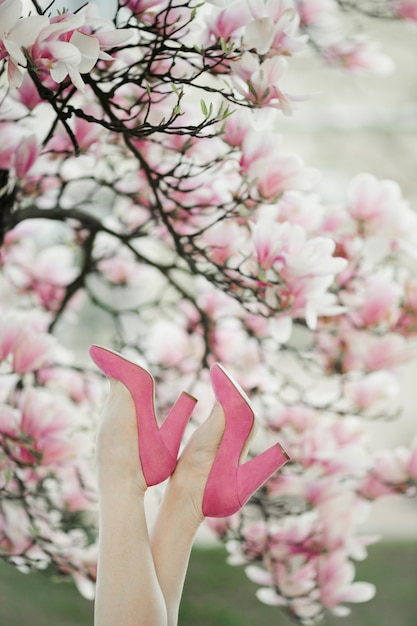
[{"xmin": 90, "ymin": 345, "xmax": 289, "ymax": 518}]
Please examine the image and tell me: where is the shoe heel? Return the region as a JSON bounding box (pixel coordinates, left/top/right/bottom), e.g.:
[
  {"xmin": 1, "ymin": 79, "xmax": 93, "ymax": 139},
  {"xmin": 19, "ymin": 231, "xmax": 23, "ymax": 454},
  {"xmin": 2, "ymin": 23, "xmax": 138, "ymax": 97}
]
[
  {"xmin": 160, "ymin": 392, "xmax": 198, "ymax": 458},
  {"xmin": 237, "ymin": 443, "xmax": 290, "ymax": 507},
  {"xmin": 89, "ymin": 344, "xmax": 196, "ymax": 486}
]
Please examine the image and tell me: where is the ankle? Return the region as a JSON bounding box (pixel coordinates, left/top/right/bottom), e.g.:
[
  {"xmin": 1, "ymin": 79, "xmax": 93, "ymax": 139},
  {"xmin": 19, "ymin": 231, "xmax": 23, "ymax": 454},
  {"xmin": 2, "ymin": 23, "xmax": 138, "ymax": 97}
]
[{"xmin": 164, "ymin": 470, "xmax": 205, "ymax": 530}]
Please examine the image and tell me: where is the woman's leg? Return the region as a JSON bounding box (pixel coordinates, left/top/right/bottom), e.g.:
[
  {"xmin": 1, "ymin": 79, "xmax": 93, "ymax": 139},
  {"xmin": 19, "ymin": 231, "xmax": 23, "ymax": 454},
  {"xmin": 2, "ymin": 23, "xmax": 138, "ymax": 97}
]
[
  {"xmin": 94, "ymin": 380, "xmax": 167, "ymax": 626},
  {"xmin": 151, "ymin": 402, "xmax": 225, "ymax": 626}
]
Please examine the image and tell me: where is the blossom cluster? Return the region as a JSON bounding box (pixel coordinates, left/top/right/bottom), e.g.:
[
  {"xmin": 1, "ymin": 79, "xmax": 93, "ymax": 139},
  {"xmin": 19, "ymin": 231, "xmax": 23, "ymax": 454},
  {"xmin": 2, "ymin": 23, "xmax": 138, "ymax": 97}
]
[
  {"xmin": 1, "ymin": 0, "xmax": 417, "ymax": 621},
  {"xmin": 0, "ymin": 0, "xmax": 131, "ymax": 90},
  {"xmin": 0, "ymin": 307, "xmax": 99, "ymax": 596}
]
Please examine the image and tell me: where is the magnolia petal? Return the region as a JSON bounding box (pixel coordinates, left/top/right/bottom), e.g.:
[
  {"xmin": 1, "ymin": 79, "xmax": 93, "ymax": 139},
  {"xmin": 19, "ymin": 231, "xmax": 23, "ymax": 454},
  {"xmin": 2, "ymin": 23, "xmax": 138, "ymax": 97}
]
[
  {"xmin": 15, "ymin": 135, "xmax": 39, "ymax": 178},
  {"xmin": 47, "ymin": 40, "xmax": 82, "ymax": 65},
  {"xmin": 39, "ymin": 12, "xmax": 85, "ymax": 42},
  {"xmin": 98, "ymin": 50, "xmax": 114, "ymax": 61},
  {"xmin": 7, "ymin": 58, "xmax": 25, "ymax": 88},
  {"xmin": 243, "ymin": 18, "xmax": 275, "ymax": 55},
  {"xmin": 3, "ymin": 37, "xmax": 26, "ymax": 66},
  {"xmin": 67, "ymin": 65, "xmax": 86, "ymax": 92},
  {"xmin": 50, "ymin": 62, "xmax": 69, "ymax": 84},
  {"xmin": 9, "ymin": 15, "xmax": 49, "ymax": 48},
  {"xmin": 331, "ymin": 605, "xmax": 351, "ymax": 617},
  {"xmin": 73, "ymin": 573, "xmax": 96, "ymax": 600},
  {"xmin": 256, "ymin": 587, "xmax": 286, "ymax": 606},
  {"xmin": 70, "ymin": 31, "xmax": 99, "ymax": 73},
  {"xmin": 305, "ymin": 303, "xmax": 318, "ymax": 330},
  {"xmin": 95, "ymin": 29, "xmax": 133, "ymax": 48},
  {"xmin": 245, "ymin": 565, "xmax": 274, "ymax": 586},
  {"xmin": 0, "ymin": 0, "xmax": 22, "ymax": 36},
  {"xmin": 342, "ymin": 582, "xmax": 376, "ymax": 604}
]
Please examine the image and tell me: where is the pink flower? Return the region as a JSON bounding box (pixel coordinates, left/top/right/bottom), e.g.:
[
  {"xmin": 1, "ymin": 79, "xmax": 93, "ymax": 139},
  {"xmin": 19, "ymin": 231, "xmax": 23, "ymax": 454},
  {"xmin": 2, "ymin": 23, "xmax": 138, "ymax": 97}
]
[
  {"xmin": 0, "ymin": 313, "xmax": 24, "ymax": 360},
  {"xmin": 348, "ymin": 173, "xmax": 403, "ymax": 235},
  {"xmin": 317, "ymin": 551, "xmax": 376, "ymax": 615},
  {"xmin": 393, "ymin": 0, "xmax": 417, "ymax": 22},
  {"xmin": 0, "ymin": 0, "xmax": 48, "ymax": 87},
  {"xmin": 12, "ymin": 328, "xmax": 56, "ymax": 373},
  {"xmin": 362, "ymin": 333, "xmax": 409, "ymax": 371},
  {"xmin": 29, "ymin": 5, "xmax": 131, "ymax": 92},
  {"xmin": 232, "ymin": 52, "xmax": 295, "ymax": 113},
  {"xmin": 0, "ymin": 404, "xmax": 20, "ymax": 438},
  {"xmin": 323, "ymin": 37, "xmax": 394, "ymax": 76},
  {"xmin": 347, "ymin": 270, "xmax": 401, "ymax": 328},
  {"xmin": 244, "ymin": 0, "xmax": 307, "ymax": 57},
  {"xmin": 296, "ymin": 0, "xmax": 338, "ymax": 28},
  {"xmin": 345, "ymin": 371, "xmax": 399, "ymax": 411},
  {"xmin": 0, "ymin": 123, "xmax": 25, "ymax": 170},
  {"xmin": 97, "ymin": 251, "xmax": 142, "ymax": 285},
  {"xmin": 204, "ymin": 0, "xmax": 252, "ymax": 43},
  {"xmin": 14, "ymin": 134, "xmax": 39, "ymax": 178},
  {"xmin": 249, "ymin": 152, "xmax": 314, "ymax": 199},
  {"xmin": 202, "ymin": 219, "xmax": 247, "ymax": 265},
  {"xmin": 19, "ymin": 388, "xmax": 80, "ymax": 466},
  {"xmin": 121, "ymin": 0, "xmax": 163, "ymax": 15},
  {"xmin": 11, "ymin": 72, "xmax": 44, "ymax": 109}
]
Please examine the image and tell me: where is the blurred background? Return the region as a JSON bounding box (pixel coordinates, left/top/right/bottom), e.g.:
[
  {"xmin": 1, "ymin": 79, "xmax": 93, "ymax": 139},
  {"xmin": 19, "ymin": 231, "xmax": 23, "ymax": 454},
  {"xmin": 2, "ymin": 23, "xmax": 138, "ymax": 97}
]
[{"xmin": 6, "ymin": 3, "xmax": 417, "ymax": 625}]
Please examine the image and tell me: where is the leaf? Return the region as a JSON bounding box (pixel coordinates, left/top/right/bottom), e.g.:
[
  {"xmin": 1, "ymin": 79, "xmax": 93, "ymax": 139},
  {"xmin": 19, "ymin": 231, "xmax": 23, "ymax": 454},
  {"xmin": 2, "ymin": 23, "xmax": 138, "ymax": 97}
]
[{"xmin": 200, "ymin": 98, "xmax": 208, "ymax": 116}]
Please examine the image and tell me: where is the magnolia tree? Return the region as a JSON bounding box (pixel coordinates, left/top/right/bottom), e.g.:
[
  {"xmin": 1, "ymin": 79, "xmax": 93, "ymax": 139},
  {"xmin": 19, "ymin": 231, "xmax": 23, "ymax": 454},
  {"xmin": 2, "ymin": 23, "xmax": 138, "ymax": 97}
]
[{"xmin": 1, "ymin": 0, "xmax": 417, "ymax": 622}]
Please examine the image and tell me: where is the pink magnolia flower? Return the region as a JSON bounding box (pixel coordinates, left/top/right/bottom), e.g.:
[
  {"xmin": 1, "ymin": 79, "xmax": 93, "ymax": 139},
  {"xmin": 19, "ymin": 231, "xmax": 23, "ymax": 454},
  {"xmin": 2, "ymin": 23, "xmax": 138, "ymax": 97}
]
[
  {"xmin": 204, "ymin": 0, "xmax": 252, "ymax": 43},
  {"xmin": 31, "ymin": 12, "xmax": 98, "ymax": 92},
  {"xmin": 241, "ymin": 521, "xmax": 270, "ymax": 559},
  {"xmin": 121, "ymin": 0, "xmax": 163, "ymax": 14},
  {"xmin": 323, "ymin": 37, "xmax": 394, "ymax": 76},
  {"xmin": 244, "ymin": 0, "xmax": 307, "ymax": 57},
  {"xmin": 344, "ymin": 371, "xmax": 399, "ymax": 411},
  {"xmin": 37, "ymin": 367, "xmax": 92, "ymax": 404},
  {"xmin": 348, "ymin": 173, "xmax": 405, "ymax": 237},
  {"xmin": 276, "ymin": 191, "xmax": 325, "ymax": 234},
  {"xmin": 0, "ymin": 123, "xmax": 26, "ymax": 171},
  {"xmin": 29, "ymin": 5, "xmax": 131, "ymax": 92},
  {"xmin": 346, "ymin": 270, "xmax": 402, "ymax": 328},
  {"xmin": 256, "ymin": 218, "xmax": 337, "ymax": 276},
  {"xmin": 0, "ymin": 313, "xmax": 25, "ymax": 360},
  {"xmin": 12, "ymin": 328, "xmax": 56, "ymax": 373},
  {"xmin": 202, "ymin": 219, "xmax": 247, "ymax": 265},
  {"xmin": 295, "ymin": 0, "xmax": 338, "ymax": 28},
  {"xmin": 362, "ymin": 333, "xmax": 410, "ymax": 371},
  {"xmin": 240, "ymin": 127, "xmax": 281, "ymax": 172},
  {"xmin": 0, "ymin": 0, "xmax": 48, "ymax": 87},
  {"xmin": 317, "ymin": 550, "xmax": 376, "ymax": 615},
  {"xmin": 248, "ymin": 151, "xmax": 315, "ymax": 199},
  {"xmin": 97, "ymin": 251, "xmax": 142, "ymax": 285},
  {"xmin": 11, "ymin": 72, "xmax": 45, "ymax": 109},
  {"xmin": 14, "ymin": 134, "xmax": 39, "ymax": 178},
  {"xmin": 0, "ymin": 311, "xmax": 56, "ymax": 373},
  {"xmin": 18, "ymin": 388, "xmax": 81, "ymax": 466},
  {"xmin": 0, "ymin": 501, "xmax": 32, "ymax": 555},
  {"xmin": 28, "ymin": 245, "xmax": 79, "ymax": 311},
  {"xmin": 393, "ymin": 0, "xmax": 417, "ymax": 21},
  {"xmin": 0, "ymin": 404, "xmax": 20, "ymax": 438},
  {"xmin": 232, "ymin": 51, "xmax": 295, "ymax": 113}
]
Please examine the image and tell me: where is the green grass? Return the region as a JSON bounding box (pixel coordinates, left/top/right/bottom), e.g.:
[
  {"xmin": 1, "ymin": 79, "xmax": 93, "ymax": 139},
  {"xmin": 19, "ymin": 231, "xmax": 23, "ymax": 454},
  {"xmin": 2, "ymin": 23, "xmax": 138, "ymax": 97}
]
[{"xmin": 0, "ymin": 542, "xmax": 416, "ymax": 625}]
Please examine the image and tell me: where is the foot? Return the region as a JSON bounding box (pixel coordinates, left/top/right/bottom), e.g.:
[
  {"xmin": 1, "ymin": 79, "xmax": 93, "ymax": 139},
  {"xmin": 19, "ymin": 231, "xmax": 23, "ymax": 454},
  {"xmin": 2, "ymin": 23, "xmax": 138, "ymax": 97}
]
[
  {"xmin": 96, "ymin": 379, "xmax": 147, "ymax": 494},
  {"xmin": 168, "ymin": 401, "xmax": 226, "ymax": 526}
]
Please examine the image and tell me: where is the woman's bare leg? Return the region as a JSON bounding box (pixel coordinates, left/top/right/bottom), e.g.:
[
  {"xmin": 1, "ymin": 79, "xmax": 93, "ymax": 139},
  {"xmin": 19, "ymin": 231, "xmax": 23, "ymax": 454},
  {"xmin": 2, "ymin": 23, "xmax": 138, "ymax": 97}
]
[
  {"xmin": 94, "ymin": 380, "xmax": 167, "ymax": 626},
  {"xmin": 151, "ymin": 402, "xmax": 225, "ymax": 626}
]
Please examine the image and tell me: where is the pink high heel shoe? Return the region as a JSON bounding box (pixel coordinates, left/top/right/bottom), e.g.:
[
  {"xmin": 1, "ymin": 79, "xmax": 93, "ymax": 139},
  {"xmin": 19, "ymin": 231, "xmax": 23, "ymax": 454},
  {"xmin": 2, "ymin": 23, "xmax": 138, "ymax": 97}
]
[
  {"xmin": 202, "ymin": 363, "xmax": 290, "ymax": 518},
  {"xmin": 89, "ymin": 345, "xmax": 197, "ymax": 486}
]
